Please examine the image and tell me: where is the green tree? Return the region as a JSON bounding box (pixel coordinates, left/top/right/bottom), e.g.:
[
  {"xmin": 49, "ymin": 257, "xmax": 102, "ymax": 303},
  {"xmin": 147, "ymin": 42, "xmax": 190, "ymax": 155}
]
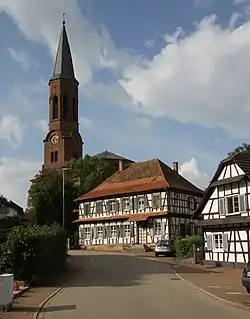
[
  {"xmin": 66, "ymin": 154, "xmax": 116, "ymax": 196},
  {"xmin": 26, "ymin": 155, "xmax": 116, "ymax": 233},
  {"xmin": 27, "ymin": 168, "xmax": 77, "ymax": 233},
  {"xmin": 228, "ymin": 143, "xmax": 250, "ymax": 156}
]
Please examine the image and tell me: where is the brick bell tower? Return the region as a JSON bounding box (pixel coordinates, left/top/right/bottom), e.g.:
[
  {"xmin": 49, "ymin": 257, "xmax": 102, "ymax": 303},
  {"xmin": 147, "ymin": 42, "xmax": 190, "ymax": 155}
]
[{"xmin": 43, "ymin": 18, "xmax": 83, "ymax": 170}]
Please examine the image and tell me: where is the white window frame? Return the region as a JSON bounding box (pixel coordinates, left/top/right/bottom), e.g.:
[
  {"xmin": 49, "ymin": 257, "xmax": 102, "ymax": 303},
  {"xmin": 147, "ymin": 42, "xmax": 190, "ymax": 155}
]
[
  {"xmin": 97, "ymin": 226, "xmax": 103, "ymax": 239},
  {"xmin": 213, "ymin": 233, "xmax": 223, "ymax": 252},
  {"xmin": 124, "ymin": 224, "xmax": 130, "ymax": 238},
  {"xmin": 109, "ymin": 200, "xmax": 116, "ymax": 212},
  {"xmin": 138, "ymin": 196, "xmax": 145, "ymax": 210},
  {"xmin": 85, "ymin": 227, "xmax": 91, "ymax": 240},
  {"xmin": 110, "ymin": 225, "xmax": 116, "ymax": 238},
  {"xmin": 154, "ymin": 221, "xmax": 162, "ymax": 236},
  {"xmin": 224, "ymin": 194, "xmax": 246, "ymax": 216},
  {"xmin": 123, "ymin": 198, "xmax": 130, "ymax": 211}
]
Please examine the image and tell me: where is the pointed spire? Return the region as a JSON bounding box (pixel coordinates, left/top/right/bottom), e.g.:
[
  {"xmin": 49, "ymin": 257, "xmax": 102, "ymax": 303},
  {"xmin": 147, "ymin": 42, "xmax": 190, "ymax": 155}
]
[{"xmin": 52, "ymin": 15, "xmax": 75, "ymax": 80}]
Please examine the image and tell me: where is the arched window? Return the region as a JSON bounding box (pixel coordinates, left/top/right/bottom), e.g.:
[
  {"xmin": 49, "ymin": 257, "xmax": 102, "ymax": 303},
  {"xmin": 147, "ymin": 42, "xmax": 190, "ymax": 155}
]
[
  {"xmin": 62, "ymin": 95, "xmax": 68, "ymax": 118},
  {"xmin": 72, "ymin": 98, "xmax": 76, "ymax": 120},
  {"xmin": 50, "ymin": 152, "xmax": 54, "ymax": 163},
  {"xmin": 52, "ymin": 96, "xmax": 59, "ymax": 119},
  {"xmin": 55, "ymin": 151, "xmax": 58, "ymax": 162}
]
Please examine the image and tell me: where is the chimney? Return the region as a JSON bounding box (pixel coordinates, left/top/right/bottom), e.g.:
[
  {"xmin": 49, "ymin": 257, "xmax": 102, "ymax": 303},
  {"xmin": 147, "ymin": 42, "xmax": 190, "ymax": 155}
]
[
  {"xmin": 118, "ymin": 160, "xmax": 123, "ymax": 171},
  {"xmin": 173, "ymin": 161, "xmax": 178, "ymax": 174}
]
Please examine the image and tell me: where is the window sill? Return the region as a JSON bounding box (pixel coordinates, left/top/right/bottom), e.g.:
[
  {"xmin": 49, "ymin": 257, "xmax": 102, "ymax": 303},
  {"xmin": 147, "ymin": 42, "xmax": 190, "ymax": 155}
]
[
  {"xmin": 213, "ymin": 248, "xmax": 224, "ymax": 253},
  {"xmin": 225, "ymin": 212, "xmax": 241, "ymax": 216}
]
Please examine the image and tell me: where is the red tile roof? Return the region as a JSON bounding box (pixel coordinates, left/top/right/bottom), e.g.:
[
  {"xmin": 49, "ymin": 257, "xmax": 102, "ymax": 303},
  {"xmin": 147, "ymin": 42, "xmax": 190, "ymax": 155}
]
[
  {"xmin": 73, "ymin": 211, "xmax": 168, "ymax": 223},
  {"xmin": 75, "ymin": 158, "xmax": 203, "ymax": 201}
]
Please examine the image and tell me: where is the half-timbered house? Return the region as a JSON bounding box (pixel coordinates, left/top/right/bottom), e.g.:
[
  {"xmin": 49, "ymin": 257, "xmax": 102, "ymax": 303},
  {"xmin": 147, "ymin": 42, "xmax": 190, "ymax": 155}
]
[
  {"xmin": 194, "ymin": 152, "xmax": 250, "ymax": 268},
  {"xmin": 74, "ymin": 158, "xmax": 203, "ymax": 247}
]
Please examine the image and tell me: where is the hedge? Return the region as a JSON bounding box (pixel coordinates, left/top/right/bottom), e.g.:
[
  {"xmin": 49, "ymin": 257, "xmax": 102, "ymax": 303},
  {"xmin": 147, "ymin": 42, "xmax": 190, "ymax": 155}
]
[
  {"xmin": 174, "ymin": 235, "xmax": 202, "ymax": 260},
  {"xmin": 0, "ymin": 224, "xmax": 67, "ymax": 283}
]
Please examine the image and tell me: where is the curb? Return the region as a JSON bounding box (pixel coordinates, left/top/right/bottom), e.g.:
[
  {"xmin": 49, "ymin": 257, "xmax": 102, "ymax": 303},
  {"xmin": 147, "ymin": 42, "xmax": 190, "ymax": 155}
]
[
  {"xmin": 13, "ymin": 286, "xmax": 29, "ymax": 299},
  {"xmin": 32, "ymin": 256, "xmax": 91, "ymax": 319},
  {"xmin": 167, "ymin": 263, "xmax": 249, "ymax": 311}
]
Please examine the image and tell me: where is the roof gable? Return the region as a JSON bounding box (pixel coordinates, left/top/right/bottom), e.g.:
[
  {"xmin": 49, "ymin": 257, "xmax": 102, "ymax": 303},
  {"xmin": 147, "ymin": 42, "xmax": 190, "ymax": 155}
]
[
  {"xmin": 92, "ymin": 150, "xmax": 133, "ymax": 162},
  {"xmin": 194, "ymin": 151, "xmax": 250, "ymax": 218},
  {"xmin": 76, "ymin": 158, "xmax": 203, "ymax": 201}
]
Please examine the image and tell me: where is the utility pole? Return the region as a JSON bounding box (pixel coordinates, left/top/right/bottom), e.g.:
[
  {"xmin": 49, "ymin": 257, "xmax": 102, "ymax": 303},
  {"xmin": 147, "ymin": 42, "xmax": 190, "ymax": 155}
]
[{"xmin": 62, "ymin": 167, "xmax": 70, "ymax": 230}]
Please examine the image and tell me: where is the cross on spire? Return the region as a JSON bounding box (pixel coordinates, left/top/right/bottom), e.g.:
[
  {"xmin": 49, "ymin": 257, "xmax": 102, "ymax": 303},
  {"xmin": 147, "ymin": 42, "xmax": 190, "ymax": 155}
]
[{"xmin": 62, "ymin": 12, "xmax": 66, "ymax": 25}]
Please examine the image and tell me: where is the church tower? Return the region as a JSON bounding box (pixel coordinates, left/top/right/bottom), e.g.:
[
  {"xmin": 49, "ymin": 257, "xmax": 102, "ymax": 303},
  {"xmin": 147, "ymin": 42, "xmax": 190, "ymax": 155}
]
[{"xmin": 43, "ymin": 19, "xmax": 83, "ymax": 170}]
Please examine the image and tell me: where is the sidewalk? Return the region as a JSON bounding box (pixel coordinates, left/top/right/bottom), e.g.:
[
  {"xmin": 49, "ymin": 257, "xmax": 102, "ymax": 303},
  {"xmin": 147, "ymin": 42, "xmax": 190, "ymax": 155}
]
[
  {"xmin": 132, "ymin": 252, "xmax": 250, "ymax": 308},
  {"xmin": 0, "ymin": 250, "xmax": 89, "ymax": 319}
]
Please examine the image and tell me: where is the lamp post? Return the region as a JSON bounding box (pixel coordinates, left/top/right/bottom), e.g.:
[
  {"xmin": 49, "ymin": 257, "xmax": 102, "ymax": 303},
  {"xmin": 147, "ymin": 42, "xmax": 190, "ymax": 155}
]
[{"xmin": 62, "ymin": 167, "xmax": 70, "ymax": 230}]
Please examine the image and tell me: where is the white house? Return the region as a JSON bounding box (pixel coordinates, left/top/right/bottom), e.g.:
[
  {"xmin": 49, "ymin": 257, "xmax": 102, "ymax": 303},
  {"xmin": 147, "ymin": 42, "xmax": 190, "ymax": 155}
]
[
  {"xmin": 74, "ymin": 158, "xmax": 203, "ymax": 247},
  {"xmin": 194, "ymin": 152, "xmax": 250, "ymax": 268},
  {"xmin": 0, "ymin": 198, "xmax": 23, "ymax": 221}
]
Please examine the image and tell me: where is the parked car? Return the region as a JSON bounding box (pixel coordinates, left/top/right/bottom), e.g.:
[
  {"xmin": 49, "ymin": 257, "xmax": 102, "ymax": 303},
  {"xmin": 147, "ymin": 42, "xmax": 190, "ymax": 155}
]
[
  {"xmin": 242, "ymin": 262, "xmax": 250, "ymax": 293},
  {"xmin": 154, "ymin": 239, "xmax": 174, "ymax": 257}
]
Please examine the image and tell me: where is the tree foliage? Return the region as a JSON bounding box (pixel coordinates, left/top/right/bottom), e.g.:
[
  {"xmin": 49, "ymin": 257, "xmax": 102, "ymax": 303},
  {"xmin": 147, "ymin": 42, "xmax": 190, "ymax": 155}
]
[
  {"xmin": 0, "ymin": 224, "xmax": 67, "ymax": 283},
  {"xmin": 66, "ymin": 154, "xmax": 116, "ymax": 195},
  {"xmin": 228, "ymin": 143, "xmax": 250, "ymax": 156},
  {"xmin": 174, "ymin": 235, "xmax": 202, "ymax": 259},
  {"xmin": 26, "ymin": 155, "xmax": 116, "ymax": 233}
]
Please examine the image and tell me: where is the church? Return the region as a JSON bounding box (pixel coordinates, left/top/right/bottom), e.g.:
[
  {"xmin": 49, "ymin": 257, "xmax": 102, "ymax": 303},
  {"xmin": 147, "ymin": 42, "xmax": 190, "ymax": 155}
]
[
  {"xmin": 43, "ymin": 19, "xmax": 83, "ymax": 170},
  {"xmin": 42, "ymin": 19, "xmax": 130, "ymax": 170},
  {"xmin": 43, "ymin": 20, "xmax": 204, "ymax": 248}
]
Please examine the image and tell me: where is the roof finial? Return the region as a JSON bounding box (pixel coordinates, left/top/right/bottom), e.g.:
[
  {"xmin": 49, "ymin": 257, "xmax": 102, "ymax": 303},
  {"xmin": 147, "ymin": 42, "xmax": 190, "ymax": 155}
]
[{"xmin": 62, "ymin": 12, "xmax": 66, "ymax": 25}]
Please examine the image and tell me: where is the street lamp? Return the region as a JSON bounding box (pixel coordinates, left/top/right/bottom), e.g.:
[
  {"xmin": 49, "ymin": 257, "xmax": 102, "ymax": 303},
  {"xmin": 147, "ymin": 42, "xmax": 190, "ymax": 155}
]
[{"xmin": 62, "ymin": 167, "xmax": 70, "ymax": 229}]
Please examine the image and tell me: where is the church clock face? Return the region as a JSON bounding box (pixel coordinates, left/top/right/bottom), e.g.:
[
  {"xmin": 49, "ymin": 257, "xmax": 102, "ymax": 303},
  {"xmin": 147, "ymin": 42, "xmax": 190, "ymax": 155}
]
[{"xmin": 51, "ymin": 134, "xmax": 59, "ymax": 144}]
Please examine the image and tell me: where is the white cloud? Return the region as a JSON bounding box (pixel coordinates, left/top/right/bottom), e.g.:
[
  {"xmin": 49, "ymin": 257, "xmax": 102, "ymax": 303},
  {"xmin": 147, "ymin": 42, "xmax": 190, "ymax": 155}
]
[
  {"xmin": 7, "ymin": 48, "xmax": 35, "ymax": 70},
  {"xmin": 36, "ymin": 119, "xmax": 48, "ymax": 134},
  {"xmin": 0, "ymin": 0, "xmax": 140, "ymax": 86},
  {"xmin": 80, "ymin": 116, "xmax": 94, "ymax": 131},
  {"xmin": 0, "ymin": 157, "xmax": 41, "ymax": 207},
  {"xmin": 3, "ymin": 1, "xmax": 250, "ymax": 140},
  {"xmin": 144, "ymin": 39, "xmax": 154, "ymax": 48},
  {"xmin": 5, "ymin": 1, "xmax": 250, "ymax": 139},
  {"xmin": 180, "ymin": 158, "xmax": 211, "ymax": 190},
  {"xmin": 233, "ymin": 0, "xmax": 248, "ymax": 4},
  {"xmin": 120, "ymin": 15, "xmax": 250, "ymax": 138},
  {"xmin": 0, "ymin": 115, "xmax": 24, "ymax": 147}
]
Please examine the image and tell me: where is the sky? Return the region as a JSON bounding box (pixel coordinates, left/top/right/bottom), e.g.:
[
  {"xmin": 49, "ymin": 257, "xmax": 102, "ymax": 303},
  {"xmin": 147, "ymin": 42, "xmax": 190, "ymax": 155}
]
[{"xmin": 0, "ymin": 0, "xmax": 250, "ymax": 207}]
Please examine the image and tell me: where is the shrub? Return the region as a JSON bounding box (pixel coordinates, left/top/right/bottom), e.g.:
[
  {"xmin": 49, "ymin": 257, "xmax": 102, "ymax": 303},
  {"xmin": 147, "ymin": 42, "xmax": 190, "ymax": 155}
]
[
  {"xmin": 0, "ymin": 224, "xmax": 67, "ymax": 283},
  {"xmin": 174, "ymin": 235, "xmax": 202, "ymax": 260}
]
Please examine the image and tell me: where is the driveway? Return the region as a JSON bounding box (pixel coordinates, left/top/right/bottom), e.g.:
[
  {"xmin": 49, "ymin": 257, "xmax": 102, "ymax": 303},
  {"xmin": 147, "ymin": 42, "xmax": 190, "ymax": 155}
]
[{"xmin": 38, "ymin": 251, "xmax": 250, "ymax": 319}]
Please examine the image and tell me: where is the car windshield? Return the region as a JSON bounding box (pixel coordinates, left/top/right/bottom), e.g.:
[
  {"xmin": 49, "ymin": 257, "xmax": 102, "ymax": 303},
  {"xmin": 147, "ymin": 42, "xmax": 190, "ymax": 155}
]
[{"xmin": 157, "ymin": 240, "xmax": 170, "ymax": 246}]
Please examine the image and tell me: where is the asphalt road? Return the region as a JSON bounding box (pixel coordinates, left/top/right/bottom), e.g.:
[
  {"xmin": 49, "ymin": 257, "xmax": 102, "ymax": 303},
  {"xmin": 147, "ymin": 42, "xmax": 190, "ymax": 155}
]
[{"xmin": 39, "ymin": 251, "xmax": 250, "ymax": 319}]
